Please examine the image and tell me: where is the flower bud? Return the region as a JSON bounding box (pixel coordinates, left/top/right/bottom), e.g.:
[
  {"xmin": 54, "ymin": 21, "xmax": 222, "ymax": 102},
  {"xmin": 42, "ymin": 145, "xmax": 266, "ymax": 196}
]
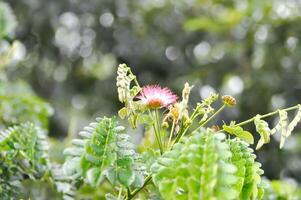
[
  {"xmin": 222, "ymin": 95, "xmax": 236, "ymax": 106},
  {"xmin": 161, "ymin": 122, "xmax": 169, "ymax": 128},
  {"xmin": 211, "ymin": 125, "xmax": 220, "ymax": 132}
]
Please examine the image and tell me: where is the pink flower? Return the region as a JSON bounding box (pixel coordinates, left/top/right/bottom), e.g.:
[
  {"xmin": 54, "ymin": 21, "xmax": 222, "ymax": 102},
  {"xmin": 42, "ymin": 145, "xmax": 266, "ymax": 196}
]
[{"xmin": 136, "ymin": 85, "xmax": 178, "ymax": 109}]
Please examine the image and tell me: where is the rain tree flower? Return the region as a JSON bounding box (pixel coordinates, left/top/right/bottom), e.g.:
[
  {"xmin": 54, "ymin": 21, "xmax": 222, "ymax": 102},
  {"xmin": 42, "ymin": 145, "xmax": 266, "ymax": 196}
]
[{"xmin": 136, "ymin": 85, "xmax": 178, "ymax": 109}]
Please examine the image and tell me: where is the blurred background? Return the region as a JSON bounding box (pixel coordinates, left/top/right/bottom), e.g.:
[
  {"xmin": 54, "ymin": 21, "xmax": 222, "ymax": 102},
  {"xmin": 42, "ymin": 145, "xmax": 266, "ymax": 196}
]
[{"xmin": 1, "ymin": 0, "xmax": 301, "ymax": 196}]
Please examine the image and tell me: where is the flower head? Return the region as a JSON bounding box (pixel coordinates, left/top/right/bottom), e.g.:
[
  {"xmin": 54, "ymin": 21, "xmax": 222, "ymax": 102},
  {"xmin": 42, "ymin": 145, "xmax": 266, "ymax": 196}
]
[{"xmin": 136, "ymin": 85, "xmax": 178, "ymax": 109}]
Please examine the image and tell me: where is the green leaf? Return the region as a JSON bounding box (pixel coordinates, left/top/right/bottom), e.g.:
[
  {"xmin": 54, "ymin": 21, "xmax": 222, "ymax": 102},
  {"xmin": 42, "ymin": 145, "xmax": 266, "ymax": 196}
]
[
  {"xmin": 105, "ymin": 193, "xmax": 118, "ymax": 200},
  {"xmin": 63, "ymin": 157, "xmax": 81, "ymax": 176},
  {"xmin": 118, "ymin": 168, "xmax": 135, "ymax": 186},
  {"xmin": 223, "ymin": 122, "xmax": 254, "ymax": 144},
  {"xmin": 142, "ymin": 149, "xmax": 161, "ymax": 172},
  {"xmin": 130, "ymin": 86, "xmax": 141, "ymax": 97},
  {"xmin": 254, "ymin": 115, "xmax": 271, "ymax": 150},
  {"xmin": 86, "ymin": 167, "xmax": 103, "ymax": 187},
  {"xmin": 278, "ymin": 110, "xmax": 288, "ymax": 149},
  {"xmin": 137, "ymin": 114, "xmax": 153, "ymax": 125},
  {"xmin": 236, "ymin": 131, "xmax": 254, "ymax": 144},
  {"xmin": 118, "ymin": 107, "xmax": 128, "ymax": 119}
]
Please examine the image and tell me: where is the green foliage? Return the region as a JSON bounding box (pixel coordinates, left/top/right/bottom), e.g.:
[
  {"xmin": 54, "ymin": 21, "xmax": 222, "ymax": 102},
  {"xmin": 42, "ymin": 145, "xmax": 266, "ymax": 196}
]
[
  {"xmin": 0, "ymin": 123, "xmax": 49, "ymax": 198},
  {"xmin": 0, "ymin": 81, "xmax": 53, "ymax": 130},
  {"xmin": 63, "ymin": 117, "xmax": 145, "ymax": 189},
  {"xmin": 184, "ymin": 8, "xmax": 243, "ymax": 32},
  {"xmin": 0, "ymin": 123, "xmax": 73, "ymax": 200},
  {"xmin": 0, "ymin": 2, "xmax": 17, "ymax": 39},
  {"xmin": 151, "ymin": 128, "xmax": 264, "ymax": 200},
  {"xmin": 263, "ymin": 180, "xmax": 301, "ymax": 200},
  {"xmin": 3, "ymin": 0, "xmax": 301, "ymax": 197}
]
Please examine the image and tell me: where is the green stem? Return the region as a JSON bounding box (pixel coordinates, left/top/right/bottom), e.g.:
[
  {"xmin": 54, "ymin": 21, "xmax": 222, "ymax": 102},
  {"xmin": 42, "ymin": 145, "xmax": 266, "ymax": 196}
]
[
  {"xmin": 167, "ymin": 120, "xmax": 176, "ymax": 149},
  {"xmin": 155, "ymin": 109, "xmax": 164, "ymax": 154},
  {"xmin": 129, "ymin": 68, "xmax": 141, "ymax": 88},
  {"xmin": 149, "ymin": 110, "xmax": 163, "ymax": 154},
  {"xmin": 172, "ymin": 104, "xmax": 226, "ymax": 147},
  {"xmin": 190, "ymin": 108, "xmax": 199, "ymax": 122},
  {"xmin": 200, "ymin": 105, "xmax": 226, "ymax": 127},
  {"xmin": 235, "ymin": 105, "xmax": 299, "ymax": 127},
  {"xmin": 118, "ymin": 186, "xmax": 123, "ymax": 200},
  {"xmin": 172, "ymin": 125, "xmax": 188, "ymax": 146},
  {"xmin": 126, "ymin": 175, "xmax": 152, "ymax": 200}
]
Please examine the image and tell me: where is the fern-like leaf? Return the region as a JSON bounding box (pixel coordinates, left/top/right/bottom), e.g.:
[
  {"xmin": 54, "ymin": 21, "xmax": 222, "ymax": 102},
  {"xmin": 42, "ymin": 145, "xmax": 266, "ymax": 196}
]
[
  {"xmin": 63, "ymin": 117, "xmax": 145, "ymax": 188},
  {"xmin": 228, "ymin": 138, "xmax": 265, "ymax": 199},
  {"xmin": 106, "ymin": 133, "xmax": 145, "ymax": 187},
  {"xmin": 151, "ymin": 128, "xmax": 240, "ymax": 200}
]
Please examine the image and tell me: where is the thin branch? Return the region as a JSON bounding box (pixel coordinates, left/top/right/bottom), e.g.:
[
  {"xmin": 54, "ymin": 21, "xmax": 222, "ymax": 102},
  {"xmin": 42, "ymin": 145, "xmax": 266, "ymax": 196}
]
[{"xmin": 235, "ymin": 105, "xmax": 299, "ymax": 127}]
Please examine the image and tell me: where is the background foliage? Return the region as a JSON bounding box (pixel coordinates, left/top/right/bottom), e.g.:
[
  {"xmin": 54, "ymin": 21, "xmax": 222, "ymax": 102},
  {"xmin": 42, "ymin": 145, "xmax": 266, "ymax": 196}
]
[{"xmin": 1, "ymin": 0, "xmax": 301, "ymax": 199}]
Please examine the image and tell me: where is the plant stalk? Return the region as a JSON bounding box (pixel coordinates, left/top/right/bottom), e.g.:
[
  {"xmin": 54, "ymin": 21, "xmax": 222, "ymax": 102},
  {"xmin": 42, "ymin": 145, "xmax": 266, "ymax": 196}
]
[
  {"xmin": 126, "ymin": 175, "xmax": 152, "ymax": 200},
  {"xmin": 128, "ymin": 68, "xmax": 141, "ymax": 88},
  {"xmin": 200, "ymin": 105, "xmax": 226, "ymax": 127},
  {"xmin": 118, "ymin": 187, "xmax": 123, "ymax": 200},
  {"xmin": 155, "ymin": 109, "xmax": 164, "ymax": 154},
  {"xmin": 235, "ymin": 105, "xmax": 299, "ymax": 127},
  {"xmin": 150, "ymin": 110, "xmax": 163, "ymax": 154},
  {"xmin": 171, "ymin": 104, "xmax": 226, "ymax": 147},
  {"xmin": 167, "ymin": 120, "xmax": 176, "ymax": 149}
]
